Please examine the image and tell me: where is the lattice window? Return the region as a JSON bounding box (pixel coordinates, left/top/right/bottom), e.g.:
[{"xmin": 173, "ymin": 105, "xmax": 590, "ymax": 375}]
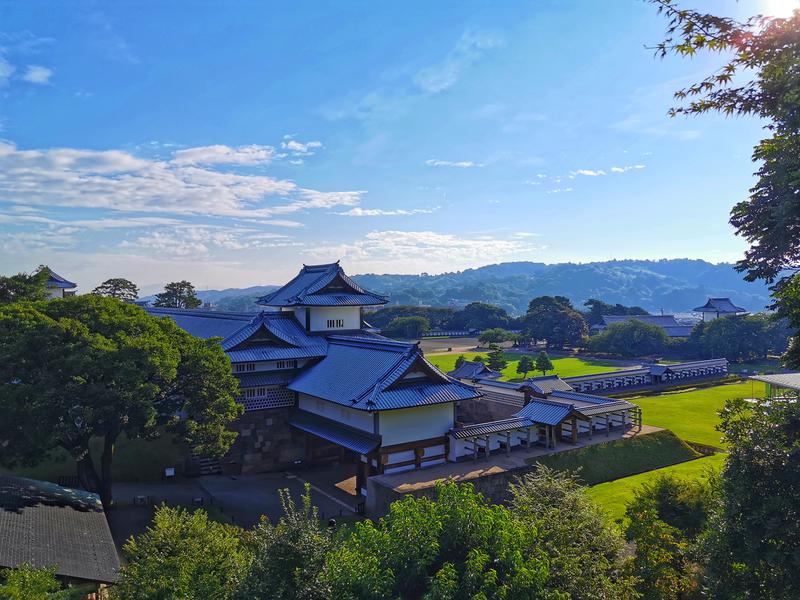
[
  {"xmin": 326, "ymin": 319, "xmax": 344, "ymax": 328},
  {"xmin": 275, "ymin": 360, "xmax": 298, "ymax": 369},
  {"xmin": 241, "ymin": 386, "xmax": 296, "ymax": 411}
]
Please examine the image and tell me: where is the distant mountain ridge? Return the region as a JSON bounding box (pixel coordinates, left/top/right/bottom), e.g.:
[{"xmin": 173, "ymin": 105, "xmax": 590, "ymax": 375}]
[{"xmin": 150, "ymin": 259, "xmax": 772, "ymax": 316}]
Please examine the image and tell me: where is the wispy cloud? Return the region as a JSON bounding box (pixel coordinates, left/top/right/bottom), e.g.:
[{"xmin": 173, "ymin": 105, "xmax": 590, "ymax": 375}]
[
  {"xmin": 335, "ymin": 206, "xmax": 439, "ymax": 217},
  {"xmin": 546, "ymin": 187, "xmax": 573, "ymax": 194},
  {"xmin": 610, "ymin": 164, "xmax": 646, "ymax": 173},
  {"xmin": 0, "ymin": 141, "xmax": 363, "ymax": 220},
  {"xmin": 0, "ymin": 57, "xmax": 14, "ymax": 87},
  {"xmin": 120, "ymin": 226, "xmax": 298, "ymax": 257},
  {"xmin": 413, "ymin": 31, "xmax": 502, "ymax": 94},
  {"xmin": 570, "ymin": 169, "xmax": 606, "ymax": 177},
  {"xmin": 22, "ymin": 65, "xmax": 53, "ymax": 84},
  {"xmin": 425, "ymin": 159, "xmax": 483, "ymax": 168},
  {"xmin": 281, "ymin": 136, "xmax": 323, "ymax": 156}
]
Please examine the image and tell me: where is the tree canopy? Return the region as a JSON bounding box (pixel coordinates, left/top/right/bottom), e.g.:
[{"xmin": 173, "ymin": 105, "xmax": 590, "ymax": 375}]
[
  {"xmin": 92, "ymin": 277, "xmax": 139, "ymax": 302},
  {"xmin": 383, "ymin": 316, "xmax": 430, "ymax": 339},
  {"xmin": 0, "ymin": 266, "xmax": 51, "ymax": 304},
  {"xmin": 153, "ymin": 280, "xmax": 203, "ymax": 309},
  {"xmin": 516, "ymin": 355, "xmax": 534, "ymax": 377},
  {"xmin": 535, "ymin": 351, "xmax": 554, "ymax": 376},
  {"xmin": 0, "ymin": 296, "xmax": 241, "ymax": 507},
  {"xmin": 523, "ymin": 296, "xmax": 587, "ymax": 349},
  {"xmin": 583, "ymin": 298, "xmax": 650, "ymax": 326},
  {"xmin": 588, "ymin": 319, "xmax": 670, "ymax": 358},
  {"xmin": 478, "ymin": 327, "xmax": 510, "ymax": 345}
]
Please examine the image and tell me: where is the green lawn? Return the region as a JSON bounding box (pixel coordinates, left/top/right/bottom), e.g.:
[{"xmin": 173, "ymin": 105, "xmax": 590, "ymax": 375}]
[
  {"xmin": 634, "ymin": 380, "xmax": 766, "ymax": 448},
  {"xmin": 528, "ymin": 429, "xmax": 699, "ymax": 486},
  {"xmin": 427, "ymin": 352, "xmax": 625, "ymax": 381},
  {"xmin": 0, "ymin": 432, "xmax": 190, "ymax": 484},
  {"xmin": 588, "ymin": 453, "xmax": 727, "ymax": 521}
]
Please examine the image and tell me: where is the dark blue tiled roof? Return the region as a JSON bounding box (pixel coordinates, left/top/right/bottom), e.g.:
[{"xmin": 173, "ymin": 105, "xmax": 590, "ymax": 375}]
[
  {"xmin": 513, "ymin": 399, "xmax": 579, "ymax": 425},
  {"xmin": 473, "ymin": 378, "xmax": 530, "ymax": 391},
  {"xmin": 289, "ymin": 336, "xmax": 479, "ymax": 411},
  {"xmin": 693, "ymin": 297, "xmax": 746, "ymax": 313},
  {"xmin": 451, "ymin": 417, "xmax": 534, "ymax": 439},
  {"xmin": 146, "ymin": 307, "xmax": 253, "ymax": 339},
  {"xmin": 289, "ymin": 410, "xmax": 380, "ymax": 455},
  {"xmin": 257, "ymin": 262, "xmax": 387, "ymax": 307},
  {"xmin": 448, "ymin": 360, "xmax": 501, "ymax": 380},
  {"xmin": 46, "ymin": 270, "xmax": 76, "ymax": 289},
  {"xmin": 526, "ymin": 375, "xmax": 573, "ymax": 395},
  {"xmin": 227, "ymin": 345, "xmax": 327, "ymax": 363},
  {"xmin": 235, "ymin": 371, "xmax": 296, "ymax": 387},
  {"xmin": 548, "ymin": 390, "xmax": 615, "ymax": 405}
]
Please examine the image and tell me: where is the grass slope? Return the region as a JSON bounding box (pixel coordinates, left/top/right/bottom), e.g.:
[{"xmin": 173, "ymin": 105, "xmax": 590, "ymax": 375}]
[
  {"xmin": 426, "ymin": 352, "xmax": 624, "ymax": 381},
  {"xmin": 634, "ymin": 380, "xmax": 766, "ymax": 448},
  {"xmin": 588, "ymin": 453, "xmax": 727, "ymax": 521},
  {"xmin": 527, "ymin": 430, "xmax": 699, "ymax": 486}
]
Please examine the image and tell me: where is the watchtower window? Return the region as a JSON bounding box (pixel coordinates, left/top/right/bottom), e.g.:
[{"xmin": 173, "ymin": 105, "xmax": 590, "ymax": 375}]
[{"xmin": 326, "ymin": 319, "xmax": 344, "ymax": 328}]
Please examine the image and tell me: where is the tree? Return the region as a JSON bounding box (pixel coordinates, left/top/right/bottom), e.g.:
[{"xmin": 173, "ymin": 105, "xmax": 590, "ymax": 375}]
[
  {"xmin": 237, "ymin": 485, "xmax": 335, "ymax": 600},
  {"xmin": 115, "ymin": 505, "xmax": 250, "ymax": 600},
  {"xmin": 534, "ymin": 351, "xmax": 554, "ymax": 376},
  {"xmin": 383, "ymin": 315, "xmax": 430, "ymax": 339},
  {"xmin": 454, "ymin": 355, "xmax": 466, "ymax": 369},
  {"xmin": 446, "ymin": 301, "xmax": 511, "ymax": 330},
  {"xmin": 367, "ymin": 306, "xmax": 455, "ymax": 330},
  {"xmin": 153, "ymin": 280, "xmax": 202, "ymax": 309},
  {"xmin": 516, "ymin": 355, "xmax": 534, "ymax": 378},
  {"xmin": 477, "ymin": 327, "xmax": 509, "ymax": 345},
  {"xmin": 651, "ymin": 2, "xmax": 800, "ymax": 366},
  {"xmin": 523, "ymin": 296, "xmax": 587, "ymax": 349},
  {"xmin": 485, "ymin": 344, "xmax": 507, "ymax": 371},
  {"xmin": 324, "ymin": 482, "xmax": 552, "ymax": 599},
  {"xmin": 0, "ymin": 296, "xmax": 242, "ymax": 508},
  {"xmin": 0, "ymin": 267, "xmax": 50, "ymax": 304},
  {"xmin": 588, "ymin": 319, "xmax": 669, "ymax": 358},
  {"xmin": 700, "ymin": 396, "xmax": 800, "ymax": 599},
  {"xmin": 583, "ymin": 298, "xmax": 650, "ymax": 327},
  {"xmin": 699, "ymin": 314, "xmax": 771, "ymax": 361},
  {"xmin": 473, "ymin": 355, "xmax": 486, "ymax": 364},
  {"xmin": 510, "ymin": 467, "xmax": 638, "ymax": 600},
  {"xmin": 0, "ymin": 564, "xmax": 63, "ymax": 600},
  {"xmin": 92, "ymin": 277, "xmax": 139, "ymax": 302}
]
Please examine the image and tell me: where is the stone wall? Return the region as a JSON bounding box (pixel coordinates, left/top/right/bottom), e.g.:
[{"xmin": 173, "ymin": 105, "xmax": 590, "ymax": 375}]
[
  {"xmin": 456, "ymin": 397, "xmax": 518, "ymax": 424},
  {"xmin": 220, "ymin": 407, "xmax": 306, "ymax": 475}
]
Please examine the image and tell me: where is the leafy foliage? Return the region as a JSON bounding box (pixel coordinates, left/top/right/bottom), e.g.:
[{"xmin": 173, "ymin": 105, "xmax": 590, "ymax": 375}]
[
  {"xmin": 587, "ymin": 319, "xmax": 669, "ymax": 357},
  {"xmin": 516, "ymin": 354, "xmax": 534, "ymax": 377},
  {"xmin": 383, "ymin": 316, "xmax": 430, "ymax": 339},
  {"xmin": 478, "ymin": 327, "xmax": 511, "ymax": 345},
  {"xmin": 700, "ymin": 397, "xmax": 800, "ymax": 599},
  {"xmin": 153, "ymin": 280, "xmax": 202, "ymax": 309},
  {"xmin": 534, "ymin": 351, "xmax": 554, "ymax": 376},
  {"xmin": 0, "ymin": 296, "xmax": 241, "ymax": 507},
  {"xmin": 0, "ymin": 564, "xmax": 63, "ymax": 600},
  {"xmin": 0, "ymin": 266, "xmax": 51, "ymax": 304},
  {"xmin": 510, "ymin": 467, "xmax": 638, "ymax": 600},
  {"xmin": 583, "ymin": 298, "xmax": 650, "ymax": 326},
  {"xmin": 91, "ymin": 278, "xmax": 139, "ymax": 302},
  {"xmin": 485, "ymin": 344, "xmax": 508, "ymax": 371},
  {"xmin": 523, "ymin": 296, "xmax": 587, "ymax": 349},
  {"xmin": 115, "ymin": 505, "xmax": 250, "ymax": 600}
]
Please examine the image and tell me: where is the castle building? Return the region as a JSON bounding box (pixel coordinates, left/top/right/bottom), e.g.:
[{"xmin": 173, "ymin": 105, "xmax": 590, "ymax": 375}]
[
  {"xmin": 45, "ymin": 270, "xmax": 77, "ymax": 299},
  {"xmin": 693, "ymin": 297, "xmax": 747, "ymax": 321}
]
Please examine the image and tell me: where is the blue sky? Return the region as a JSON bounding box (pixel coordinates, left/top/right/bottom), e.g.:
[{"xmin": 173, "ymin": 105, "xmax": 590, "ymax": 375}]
[{"xmin": 0, "ymin": 0, "xmax": 794, "ymax": 293}]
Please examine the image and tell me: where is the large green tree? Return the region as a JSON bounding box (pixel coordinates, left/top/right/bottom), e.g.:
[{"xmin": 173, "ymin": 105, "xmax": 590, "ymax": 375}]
[
  {"xmin": 583, "ymin": 299, "xmax": 650, "ymax": 327},
  {"xmin": 92, "ymin": 277, "xmax": 139, "ymax": 302},
  {"xmin": 383, "ymin": 315, "xmax": 430, "ymax": 339},
  {"xmin": 446, "ymin": 301, "xmax": 512, "ymax": 330},
  {"xmin": 478, "ymin": 327, "xmax": 510, "ymax": 345},
  {"xmin": 523, "ymin": 296, "xmax": 587, "ymax": 349},
  {"xmin": 0, "ymin": 296, "xmax": 241, "ymax": 507},
  {"xmin": 700, "ymin": 396, "xmax": 800, "ymax": 599},
  {"xmin": 0, "ymin": 564, "xmax": 63, "ymax": 600},
  {"xmin": 534, "ymin": 351, "xmax": 554, "ymax": 376},
  {"xmin": 153, "ymin": 280, "xmax": 203, "ymax": 309},
  {"xmin": 116, "ymin": 505, "xmax": 251, "ymax": 600},
  {"xmin": 0, "ymin": 266, "xmax": 51, "ymax": 304},
  {"xmin": 652, "ymin": 1, "xmax": 800, "ymax": 367},
  {"xmin": 587, "ymin": 319, "xmax": 669, "ymax": 358}
]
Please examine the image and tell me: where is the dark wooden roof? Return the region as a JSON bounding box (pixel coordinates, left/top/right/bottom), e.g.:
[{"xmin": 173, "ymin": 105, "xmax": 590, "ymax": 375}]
[{"xmin": 0, "ymin": 476, "xmax": 119, "ymax": 584}]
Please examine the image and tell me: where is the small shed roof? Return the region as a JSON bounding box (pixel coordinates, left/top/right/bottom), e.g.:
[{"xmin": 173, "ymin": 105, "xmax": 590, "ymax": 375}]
[
  {"xmin": 289, "ymin": 410, "xmax": 380, "ymax": 455},
  {"xmin": 526, "ymin": 375, "xmax": 574, "ymax": 395},
  {"xmin": 514, "ymin": 399, "xmax": 584, "ymax": 425},
  {"xmin": 0, "ymin": 476, "xmax": 119, "ymax": 584},
  {"xmin": 46, "ymin": 270, "xmax": 77, "ymax": 289},
  {"xmin": 448, "ymin": 360, "xmax": 501, "ymax": 380},
  {"xmin": 750, "ymin": 373, "xmax": 800, "ymax": 392},
  {"xmin": 450, "ymin": 417, "xmax": 534, "ymax": 439}
]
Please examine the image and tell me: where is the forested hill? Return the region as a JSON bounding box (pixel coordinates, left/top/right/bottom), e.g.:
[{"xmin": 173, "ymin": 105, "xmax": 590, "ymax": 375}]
[
  {"xmin": 349, "ymin": 259, "xmax": 772, "ymax": 316},
  {"xmin": 194, "ymin": 259, "xmax": 771, "ymax": 315}
]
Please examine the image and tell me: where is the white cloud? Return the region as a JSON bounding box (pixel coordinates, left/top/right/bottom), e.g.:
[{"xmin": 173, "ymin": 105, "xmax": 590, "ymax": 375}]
[
  {"xmin": 281, "ymin": 137, "xmax": 323, "ymax": 156},
  {"xmin": 0, "ymin": 57, "xmax": 14, "ymax": 87},
  {"xmin": 171, "ymin": 144, "xmax": 277, "ymax": 166},
  {"xmin": 0, "ymin": 141, "xmax": 364, "ymax": 220},
  {"xmin": 120, "ymin": 226, "xmax": 296, "ymax": 257},
  {"xmin": 571, "ymin": 169, "xmax": 606, "ymax": 177},
  {"xmin": 610, "ymin": 164, "xmax": 646, "ymax": 173},
  {"xmin": 414, "ymin": 31, "xmax": 502, "ymax": 93},
  {"xmin": 546, "ymin": 187, "xmax": 573, "ymax": 194},
  {"xmin": 305, "ymin": 230, "xmax": 538, "ymax": 273},
  {"xmin": 336, "ymin": 207, "xmax": 438, "ymax": 217},
  {"xmin": 425, "ymin": 159, "xmax": 483, "ymax": 168},
  {"xmin": 22, "ymin": 65, "xmax": 53, "ymax": 84}
]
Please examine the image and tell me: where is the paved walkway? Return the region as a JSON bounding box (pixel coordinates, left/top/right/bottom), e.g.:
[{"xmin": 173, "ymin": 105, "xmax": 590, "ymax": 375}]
[{"xmin": 372, "ymin": 425, "xmax": 662, "ymax": 494}]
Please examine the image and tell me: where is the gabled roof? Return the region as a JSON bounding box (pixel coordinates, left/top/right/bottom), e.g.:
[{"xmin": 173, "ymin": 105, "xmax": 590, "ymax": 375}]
[
  {"xmin": 288, "ymin": 336, "xmax": 479, "ymax": 411},
  {"xmin": 257, "ymin": 262, "xmax": 388, "ymax": 307},
  {"xmin": 750, "ymin": 372, "xmax": 800, "ymax": 392},
  {"xmin": 146, "ymin": 307, "xmax": 254, "ymax": 339},
  {"xmin": 448, "ymin": 360, "xmax": 501, "ymax": 380},
  {"xmin": 526, "ymin": 375, "xmax": 574, "ymax": 395},
  {"xmin": 513, "ymin": 399, "xmax": 585, "ymax": 425},
  {"xmin": 0, "ymin": 476, "xmax": 119, "ymax": 584},
  {"xmin": 46, "ymin": 270, "xmax": 76, "ymax": 289},
  {"xmin": 693, "ymin": 297, "xmax": 747, "ymax": 314}
]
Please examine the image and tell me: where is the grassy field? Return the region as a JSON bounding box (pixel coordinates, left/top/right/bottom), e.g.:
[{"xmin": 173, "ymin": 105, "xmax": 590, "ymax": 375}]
[
  {"xmin": 0, "ymin": 432, "xmax": 190, "ymax": 484},
  {"xmin": 588, "ymin": 453, "xmax": 726, "ymax": 521},
  {"xmin": 528, "ymin": 430, "xmax": 700, "ymax": 486},
  {"xmin": 632, "ymin": 380, "xmax": 766, "ymax": 448},
  {"xmin": 426, "ymin": 351, "xmax": 625, "ymax": 381}
]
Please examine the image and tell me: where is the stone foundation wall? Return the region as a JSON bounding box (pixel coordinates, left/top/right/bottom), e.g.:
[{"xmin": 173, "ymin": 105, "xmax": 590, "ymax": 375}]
[
  {"xmin": 456, "ymin": 397, "xmax": 518, "ymax": 424},
  {"xmin": 220, "ymin": 408, "xmax": 306, "ymax": 475}
]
